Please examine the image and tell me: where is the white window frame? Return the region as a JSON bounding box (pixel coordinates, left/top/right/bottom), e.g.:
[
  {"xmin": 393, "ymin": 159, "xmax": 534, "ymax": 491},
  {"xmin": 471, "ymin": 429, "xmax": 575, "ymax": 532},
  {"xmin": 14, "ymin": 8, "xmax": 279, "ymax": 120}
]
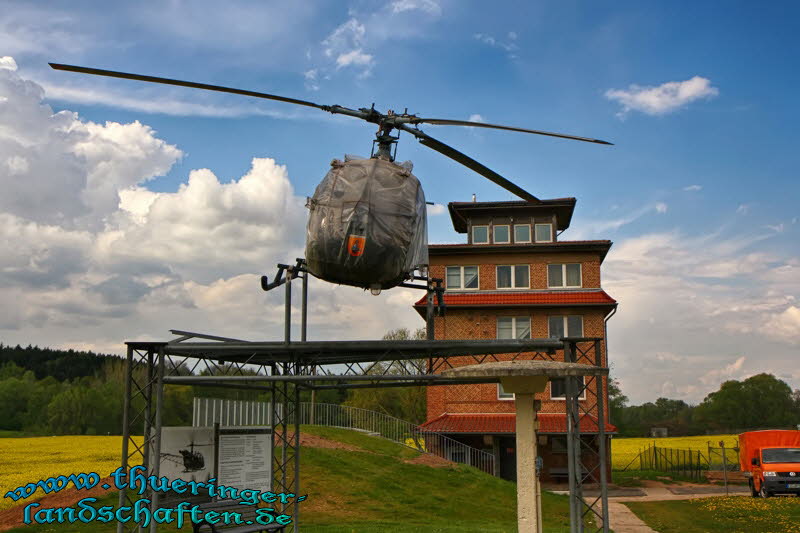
[
  {"xmin": 496, "ymin": 265, "xmax": 530, "ymax": 289},
  {"xmin": 547, "ymin": 315, "xmax": 584, "ymax": 338},
  {"xmin": 534, "ymin": 223, "xmax": 553, "ymax": 243},
  {"xmin": 445, "ymin": 265, "xmax": 479, "ymax": 290},
  {"xmin": 497, "ymin": 383, "xmax": 514, "ymax": 401},
  {"xmin": 496, "ymin": 316, "xmax": 531, "ymax": 339},
  {"xmin": 513, "ymin": 224, "xmax": 531, "ymax": 244},
  {"xmin": 550, "ymin": 376, "xmax": 587, "ymax": 400},
  {"xmin": 493, "ymin": 224, "xmax": 511, "ymax": 244},
  {"xmin": 547, "ymin": 263, "xmax": 582, "ymax": 288},
  {"xmin": 472, "ymin": 225, "xmax": 489, "ymax": 244}
]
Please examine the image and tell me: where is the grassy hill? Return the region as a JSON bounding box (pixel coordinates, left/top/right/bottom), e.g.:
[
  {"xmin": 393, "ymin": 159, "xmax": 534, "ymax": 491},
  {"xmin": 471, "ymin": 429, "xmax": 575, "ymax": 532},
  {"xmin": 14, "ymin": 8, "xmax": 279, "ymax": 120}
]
[{"xmin": 2, "ymin": 425, "xmax": 577, "ymax": 532}]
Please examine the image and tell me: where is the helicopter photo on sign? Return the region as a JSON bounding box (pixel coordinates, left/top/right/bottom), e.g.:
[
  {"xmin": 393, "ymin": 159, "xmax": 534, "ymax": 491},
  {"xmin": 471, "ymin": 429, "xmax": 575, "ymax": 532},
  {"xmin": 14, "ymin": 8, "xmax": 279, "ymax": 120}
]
[{"xmin": 155, "ymin": 427, "xmax": 215, "ymax": 485}]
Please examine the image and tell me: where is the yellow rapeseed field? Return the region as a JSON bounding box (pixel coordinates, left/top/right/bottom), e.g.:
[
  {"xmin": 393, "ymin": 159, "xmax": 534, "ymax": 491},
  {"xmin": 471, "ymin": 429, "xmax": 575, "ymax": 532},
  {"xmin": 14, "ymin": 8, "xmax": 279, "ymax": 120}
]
[
  {"xmin": 0, "ymin": 433, "xmax": 745, "ymax": 512},
  {"xmin": 0, "ymin": 436, "xmax": 142, "ymax": 511},
  {"xmin": 611, "ymin": 434, "xmax": 739, "ymax": 470}
]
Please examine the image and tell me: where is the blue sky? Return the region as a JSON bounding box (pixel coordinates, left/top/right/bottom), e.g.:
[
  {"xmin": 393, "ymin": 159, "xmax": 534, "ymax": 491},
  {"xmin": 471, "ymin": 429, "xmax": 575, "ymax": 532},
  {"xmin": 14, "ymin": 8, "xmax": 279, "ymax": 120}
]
[{"xmin": 1, "ymin": 1, "xmax": 798, "ymax": 404}]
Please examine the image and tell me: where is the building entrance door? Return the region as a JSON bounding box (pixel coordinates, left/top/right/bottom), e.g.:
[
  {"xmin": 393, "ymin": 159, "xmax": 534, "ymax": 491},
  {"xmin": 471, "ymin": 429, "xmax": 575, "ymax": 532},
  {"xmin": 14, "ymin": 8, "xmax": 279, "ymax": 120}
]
[{"xmin": 499, "ymin": 436, "xmax": 516, "ymax": 481}]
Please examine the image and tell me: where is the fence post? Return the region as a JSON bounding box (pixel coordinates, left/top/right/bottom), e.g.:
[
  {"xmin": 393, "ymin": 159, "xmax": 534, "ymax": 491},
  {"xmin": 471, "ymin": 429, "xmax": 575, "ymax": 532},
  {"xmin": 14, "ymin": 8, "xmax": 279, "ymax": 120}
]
[{"xmin": 720, "ymin": 441, "xmax": 729, "ymax": 496}]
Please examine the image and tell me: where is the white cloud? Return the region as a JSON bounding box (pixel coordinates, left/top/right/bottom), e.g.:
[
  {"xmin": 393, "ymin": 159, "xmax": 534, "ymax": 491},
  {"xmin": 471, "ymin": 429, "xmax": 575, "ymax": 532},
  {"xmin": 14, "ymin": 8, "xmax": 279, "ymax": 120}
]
[
  {"xmin": 683, "ymin": 184, "xmax": 702, "ymax": 191},
  {"xmin": 0, "ymin": 56, "xmax": 17, "ymax": 71},
  {"xmin": 772, "ymin": 306, "xmax": 800, "ymax": 343},
  {"xmin": 323, "ymin": 18, "xmax": 366, "ymax": 59},
  {"xmin": 737, "ymin": 204, "xmax": 750, "ymax": 214},
  {"xmin": 603, "ymin": 225, "xmax": 799, "ymax": 403},
  {"xmin": 573, "ymin": 202, "xmax": 669, "ymax": 236},
  {"xmin": 765, "ymin": 223, "xmax": 785, "ymax": 233},
  {"xmin": 0, "ymin": 65, "xmax": 181, "ymax": 227},
  {"xmin": 698, "ymin": 356, "xmax": 747, "ymax": 386},
  {"xmin": 309, "ymin": 4, "xmax": 442, "ymax": 87},
  {"xmin": 426, "ymin": 203, "xmax": 446, "ymax": 216},
  {"xmin": 474, "ymin": 32, "xmax": 518, "ymax": 54},
  {"xmin": 468, "ymin": 114, "xmax": 485, "ymax": 123},
  {"xmin": 605, "ymin": 76, "xmax": 719, "ymax": 117},
  {"xmin": 335, "ymin": 49, "xmax": 374, "ymax": 69},
  {"xmin": 303, "ymin": 69, "xmax": 319, "ymax": 91},
  {"xmin": 391, "ymin": 0, "xmax": 441, "ymax": 15}
]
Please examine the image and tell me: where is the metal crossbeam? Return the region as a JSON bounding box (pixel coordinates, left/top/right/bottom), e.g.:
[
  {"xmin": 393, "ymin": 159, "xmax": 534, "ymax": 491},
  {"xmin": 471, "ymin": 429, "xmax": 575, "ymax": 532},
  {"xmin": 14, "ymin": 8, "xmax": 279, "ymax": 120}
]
[{"xmin": 119, "ymin": 259, "xmax": 610, "ymax": 533}]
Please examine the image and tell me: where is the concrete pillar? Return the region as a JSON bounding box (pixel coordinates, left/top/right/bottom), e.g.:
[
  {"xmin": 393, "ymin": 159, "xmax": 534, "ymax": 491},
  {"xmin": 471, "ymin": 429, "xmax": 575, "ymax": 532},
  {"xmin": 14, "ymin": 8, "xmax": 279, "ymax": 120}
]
[
  {"xmin": 501, "ymin": 375, "xmax": 547, "ymax": 533},
  {"xmin": 515, "ymin": 393, "xmax": 541, "ymax": 533}
]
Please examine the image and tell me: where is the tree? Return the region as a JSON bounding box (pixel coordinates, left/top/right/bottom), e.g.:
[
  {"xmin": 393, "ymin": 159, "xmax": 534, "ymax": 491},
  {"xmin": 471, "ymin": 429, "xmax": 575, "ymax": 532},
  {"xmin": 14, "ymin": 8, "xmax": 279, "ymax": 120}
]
[
  {"xmin": 695, "ymin": 373, "xmax": 799, "ymax": 432},
  {"xmin": 343, "ymin": 328, "xmax": 427, "ymax": 423},
  {"xmin": 608, "ymin": 377, "xmax": 627, "ymax": 426},
  {"xmin": 0, "ymin": 378, "xmax": 32, "ymax": 430}
]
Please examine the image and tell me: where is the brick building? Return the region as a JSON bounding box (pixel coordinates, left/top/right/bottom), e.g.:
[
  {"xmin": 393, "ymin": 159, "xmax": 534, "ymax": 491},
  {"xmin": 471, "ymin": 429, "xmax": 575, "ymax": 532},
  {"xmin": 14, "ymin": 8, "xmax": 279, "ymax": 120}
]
[{"xmin": 415, "ymin": 198, "xmax": 617, "ymax": 482}]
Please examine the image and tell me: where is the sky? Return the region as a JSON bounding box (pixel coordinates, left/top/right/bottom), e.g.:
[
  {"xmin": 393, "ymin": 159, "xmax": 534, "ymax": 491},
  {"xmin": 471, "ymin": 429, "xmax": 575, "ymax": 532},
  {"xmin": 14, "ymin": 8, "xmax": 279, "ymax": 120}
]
[{"xmin": 0, "ymin": 0, "xmax": 798, "ymax": 405}]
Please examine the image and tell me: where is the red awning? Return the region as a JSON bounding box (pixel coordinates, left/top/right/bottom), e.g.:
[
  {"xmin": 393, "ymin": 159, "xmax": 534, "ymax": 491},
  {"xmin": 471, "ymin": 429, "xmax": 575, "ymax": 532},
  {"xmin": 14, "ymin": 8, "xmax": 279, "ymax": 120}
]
[
  {"xmin": 419, "ymin": 413, "xmax": 617, "ymax": 434},
  {"xmin": 414, "ymin": 290, "xmax": 616, "ymax": 308}
]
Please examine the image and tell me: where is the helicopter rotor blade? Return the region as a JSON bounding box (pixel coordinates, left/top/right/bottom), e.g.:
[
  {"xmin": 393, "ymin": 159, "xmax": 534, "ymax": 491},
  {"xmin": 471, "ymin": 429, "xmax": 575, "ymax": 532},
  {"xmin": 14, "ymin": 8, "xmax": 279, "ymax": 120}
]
[
  {"xmin": 49, "ymin": 63, "xmax": 329, "ymax": 111},
  {"xmin": 397, "ymin": 124, "xmax": 540, "ymax": 203},
  {"xmin": 410, "ymin": 118, "xmax": 613, "ymax": 145}
]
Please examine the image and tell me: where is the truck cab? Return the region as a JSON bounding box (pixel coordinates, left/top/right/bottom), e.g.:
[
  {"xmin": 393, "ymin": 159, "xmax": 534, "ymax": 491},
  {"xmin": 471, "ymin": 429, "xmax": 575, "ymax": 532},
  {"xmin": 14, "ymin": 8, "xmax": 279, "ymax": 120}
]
[{"xmin": 740, "ymin": 430, "xmax": 800, "ymax": 498}]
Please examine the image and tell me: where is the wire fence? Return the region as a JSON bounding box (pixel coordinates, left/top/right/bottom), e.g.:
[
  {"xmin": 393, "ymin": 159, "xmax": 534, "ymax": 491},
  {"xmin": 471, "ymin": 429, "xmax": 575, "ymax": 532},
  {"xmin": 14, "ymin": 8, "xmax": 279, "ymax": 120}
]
[
  {"xmin": 193, "ymin": 398, "xmax": 495, "ymax": 475},
  {"xmin": 620, "ymin": 444, "xmax": 708, "ymax": 481},
  {"xmin": 707, "ymin": 443, "xmax": 740, "ymax": 471}
]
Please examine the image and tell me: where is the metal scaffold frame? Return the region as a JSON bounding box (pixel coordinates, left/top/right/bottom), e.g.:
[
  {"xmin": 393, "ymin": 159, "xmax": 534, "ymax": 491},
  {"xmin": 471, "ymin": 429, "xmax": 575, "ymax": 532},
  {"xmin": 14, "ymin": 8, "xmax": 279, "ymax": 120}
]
[{"xmin": 117, "ymin": 259, "xmax": 609, "ymax": 533}]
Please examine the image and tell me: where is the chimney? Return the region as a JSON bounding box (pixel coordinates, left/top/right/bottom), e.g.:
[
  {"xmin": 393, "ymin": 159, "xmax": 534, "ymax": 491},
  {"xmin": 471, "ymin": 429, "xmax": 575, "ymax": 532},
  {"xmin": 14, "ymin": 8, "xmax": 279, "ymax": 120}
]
[{"xmin": 471, "ymin": 193, "xmax": 477, "ymax": 203}]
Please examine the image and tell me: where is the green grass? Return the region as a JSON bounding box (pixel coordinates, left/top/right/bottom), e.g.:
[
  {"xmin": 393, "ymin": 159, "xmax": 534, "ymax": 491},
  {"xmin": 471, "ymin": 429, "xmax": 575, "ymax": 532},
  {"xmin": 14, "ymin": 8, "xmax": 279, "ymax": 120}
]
[
  {"xmin": 0, "ymin": 430, "xmax": 41, "ymax": 438},
  {"xmin": 3, "ymin": 425, "xmax": 579, "ymax": 532},
  {"xmin": 626, "ymin": 496, "xmax": 800, "ymax": 533}
]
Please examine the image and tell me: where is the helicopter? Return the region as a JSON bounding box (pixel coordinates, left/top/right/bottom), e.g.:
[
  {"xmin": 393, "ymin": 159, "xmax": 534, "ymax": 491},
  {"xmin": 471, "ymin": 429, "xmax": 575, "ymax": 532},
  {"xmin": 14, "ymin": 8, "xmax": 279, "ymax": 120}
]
[
  {"xmin": 160, "ymin": 439, "xmax": 210, "ymax": 473},
  {"xmin": 50, "ymin": 63, "xmax": 612, "ymax": 292}
]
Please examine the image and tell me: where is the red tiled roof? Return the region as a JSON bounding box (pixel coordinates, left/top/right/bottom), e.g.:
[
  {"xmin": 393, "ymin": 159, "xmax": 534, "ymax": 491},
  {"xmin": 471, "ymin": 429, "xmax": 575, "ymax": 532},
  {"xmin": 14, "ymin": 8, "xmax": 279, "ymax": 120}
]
[
  {"xmin": 413, "ymin": 290, "xmax": 616, "ymax": 308},
  {"xmin": 419, "ymin": 413, "xmax": 617, "ymax": 434},
  {"xmin": 428, "ymin": 240, "xmax": 612, "ymax": 248}
]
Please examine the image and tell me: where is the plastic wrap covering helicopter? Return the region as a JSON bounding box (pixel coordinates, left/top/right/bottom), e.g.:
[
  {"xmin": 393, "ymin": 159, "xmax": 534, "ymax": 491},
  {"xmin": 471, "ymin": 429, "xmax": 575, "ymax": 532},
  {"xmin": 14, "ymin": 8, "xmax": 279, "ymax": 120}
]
[{"xmin": 50, "ymin": 63, "xmax": 612, "ymax": 292}]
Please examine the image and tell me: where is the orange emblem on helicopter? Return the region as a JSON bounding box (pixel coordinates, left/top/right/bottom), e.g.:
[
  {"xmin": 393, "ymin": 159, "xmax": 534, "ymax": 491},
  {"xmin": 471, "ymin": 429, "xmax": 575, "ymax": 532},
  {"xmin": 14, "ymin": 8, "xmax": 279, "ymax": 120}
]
[{"xmin": 347, "ymin": 235, "xmax": 366, "ymax": 257}]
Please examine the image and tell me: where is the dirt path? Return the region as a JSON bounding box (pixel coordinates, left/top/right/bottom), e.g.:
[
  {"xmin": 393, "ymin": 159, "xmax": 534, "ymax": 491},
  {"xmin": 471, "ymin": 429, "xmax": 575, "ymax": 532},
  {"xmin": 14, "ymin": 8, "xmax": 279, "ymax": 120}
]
[
  {"xmin": 0, "ymin": 477, "xmax": 115, "ymax": 532},
  {"xmin": 607, "ymin": 501, "xmax": 657, "ymax": 533}
]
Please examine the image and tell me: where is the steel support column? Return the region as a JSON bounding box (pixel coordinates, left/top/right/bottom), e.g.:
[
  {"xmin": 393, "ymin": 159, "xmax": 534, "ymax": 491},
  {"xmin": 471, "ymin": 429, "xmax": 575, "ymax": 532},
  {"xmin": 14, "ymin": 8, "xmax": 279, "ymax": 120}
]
[{"xmin": 564, "ymin": 340, "xmax": 582, "ymax": 533}]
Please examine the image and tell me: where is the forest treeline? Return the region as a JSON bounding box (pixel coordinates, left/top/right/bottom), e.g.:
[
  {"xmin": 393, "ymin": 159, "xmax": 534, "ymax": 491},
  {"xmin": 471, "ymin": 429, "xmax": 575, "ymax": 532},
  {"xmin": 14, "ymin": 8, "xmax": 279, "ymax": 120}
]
[
  {"xmin": 1, "ymin": 341, "xmax": 798, "ymax": 437},
  {"xmin": 610, "ymin": 373, "xmax": 800, "ymax": 437}
]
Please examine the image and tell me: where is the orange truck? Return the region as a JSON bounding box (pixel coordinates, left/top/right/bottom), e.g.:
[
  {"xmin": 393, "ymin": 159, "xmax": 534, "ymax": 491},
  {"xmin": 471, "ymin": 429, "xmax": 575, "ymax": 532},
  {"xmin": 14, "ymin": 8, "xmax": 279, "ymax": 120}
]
[{"xmin": 739, "ymin": 430, "xmax": 800, "ymax": 497}]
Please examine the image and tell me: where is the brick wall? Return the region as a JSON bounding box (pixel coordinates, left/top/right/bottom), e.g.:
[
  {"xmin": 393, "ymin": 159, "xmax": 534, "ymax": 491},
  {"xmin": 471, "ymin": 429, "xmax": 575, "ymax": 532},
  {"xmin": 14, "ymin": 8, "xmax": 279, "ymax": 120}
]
[
  {"xmin": 425, "ymin": 249, "xmax": 611, "ymax": 425},
  {"xmin": 431, "ymin": 251, "xmax": 602, "ymax": 290},
  {"xmin": 426, "ymin": 307, "xmax": 609, "ymax": 421}
]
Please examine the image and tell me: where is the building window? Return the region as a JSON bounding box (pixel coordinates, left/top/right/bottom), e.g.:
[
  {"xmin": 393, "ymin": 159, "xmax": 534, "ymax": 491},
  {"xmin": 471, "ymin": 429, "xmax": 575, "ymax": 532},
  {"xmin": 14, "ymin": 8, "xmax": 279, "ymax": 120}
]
[
  {"xmin": 472, "ymin": 225, "xmax": 489, "ymax": 244},
  {"xmin": 493, "ymin": 224, "xmax": 510, "ymax": 244},
  {"xmin": 446, "ymin": 266, "xmax": 479, "ymax": 290},
  {"xmin": 498, "ymin": 383, "xmax": 514, "ymax": 400},
  {"xmin": 548, "ymin": 315, "xmax": 584, "ymax": 338},
  {"xmin": 534, "ymin": 223, "xmax": 553, "ymax": 243},
  {"xmin": 550, "ymin": 376, "xmax": 587, "ymax": 400},
  {"xmin": 514, "ymin": 224, "xmax": 531, "ymax": 243},
  {"xmin": 496, "ymin": 265, "xmax": 530, "ymax": 289},
  {"xmin": 547, "ymin": 263, "xmax": 582, "ymax": 288},
  {"xmin": 497, "ymin": 317, "xmax": 531, "ymax": 339}
]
